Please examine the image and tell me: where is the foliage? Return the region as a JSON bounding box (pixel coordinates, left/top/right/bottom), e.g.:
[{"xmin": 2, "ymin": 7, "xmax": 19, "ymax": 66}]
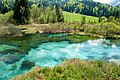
[
  {"xmin": 62, "ymin": 0, "xmax": 120, "ymax": 18},
  {"xmin": 13, "ymin": 0, "xmax": 30, "ymax": 25},
  {"xmin": 30, "ymin": 4, "xmax": 64, "ymax": 24},
  {"xmin": 0, "ymin": 1, "xmax": 119, "ymax": 39},
  {"xmin": 13, "ymin": 59, "xmax": 120, "ymax": 80},
  {"xmin": 0, "ymin": 11, "xmax": 14, "ymax": 26},
  {"xmin": 30, "ymin": 4, "xmax": 41, "ymax": 23},
  {"xmin": 55, "ymin": 4, "xmax": 64, "ymax": 22},
  {"xmin": 81, "ymin": 16, "xmax": 86, "ymax": 25},
  {"xmin": 1, "ymin": 0, "xmax": 120, "ymax": 19},
  {"xmin": 0, "ymin": 11, "xmax": 22, "ymax": 37},
  {"xmin": 107, "ymin": 16, "xmax": 120, "ymax": 25},
  {"xmin": 0, "ymin": 0, "xmax": 15, "ymax": 14},
  {"xmin": 83, "ymin": 22, "xmax": 120, "ymax": 38},
  {"xmin": 0, "ymin": 24, "xmax": 22, "ymax": 37}
]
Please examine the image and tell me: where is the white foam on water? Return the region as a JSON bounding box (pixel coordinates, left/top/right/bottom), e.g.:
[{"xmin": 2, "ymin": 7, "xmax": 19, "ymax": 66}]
[
  {"xmin": 109, "ymin": 59, "xmax": 120, "ymax": 65},
  {"xmin": 112, "ymin": 44, "xmax": 117, "ymax": 48},
  {"xmin": 87, "ymin": 40, "xmax": 99, "ymax": 46}
]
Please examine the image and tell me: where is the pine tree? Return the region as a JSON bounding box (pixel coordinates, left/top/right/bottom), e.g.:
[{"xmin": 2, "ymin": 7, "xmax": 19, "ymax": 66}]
[
  {"xmin": 98, "ymin": 16, "xmax": 101, "ymax": 23},
  {"xmin": 1, "ymin": 0, "xmax": 9, "ymax": 14},
  {"xmin": 13, "ymin": 0, "xmax": 30, "ymax": 25},
  {"xmin": 55, "ymin": 4, "xmax": 64, "ymax": 22},
  {"xmin": 81, "ymin": 16, "xmax": 86, "ymax": 25}
]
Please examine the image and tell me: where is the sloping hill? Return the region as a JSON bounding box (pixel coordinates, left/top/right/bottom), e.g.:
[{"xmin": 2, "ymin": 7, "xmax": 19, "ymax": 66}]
[{"xmin": 63, "ymin": 11, "xmax": 98, "ymax": 23}]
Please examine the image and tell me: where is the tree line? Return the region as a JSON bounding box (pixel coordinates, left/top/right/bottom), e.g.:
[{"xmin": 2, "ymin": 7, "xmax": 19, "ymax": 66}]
[
  {"xmin": 62, "ymin": 0, "xmax": 120, "ymax": 19},
  {"xmin": 0, "ymin": 0, "xmax": 64, "ymax": 25},
  {"xmin": 1, "ymin": 0, "xmax": 120, "ymax": 19},
  {"xmin": 0, "ymin": 0, "xmax": 119, "ymax": 25}
]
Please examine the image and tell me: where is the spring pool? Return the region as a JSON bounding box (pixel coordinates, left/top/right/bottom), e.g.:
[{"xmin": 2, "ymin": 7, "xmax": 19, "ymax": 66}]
[{"xmin": 0, "ymin": 39, "xmax": 120, "ymax": 80}]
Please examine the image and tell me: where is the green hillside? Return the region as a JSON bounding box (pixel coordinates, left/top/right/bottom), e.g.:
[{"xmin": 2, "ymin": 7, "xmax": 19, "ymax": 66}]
[{"xmin": 63, "ymin": 11, "xmax": 99, "ymax": 23}]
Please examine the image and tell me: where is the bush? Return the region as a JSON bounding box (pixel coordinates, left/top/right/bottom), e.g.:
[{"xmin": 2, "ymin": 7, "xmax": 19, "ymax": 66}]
[
  {"xmin": 13, "ymin": 59, "xmax": 120, "ymax": 80},
  {"xmin": 0, "ymin": 11, "xmax": 14, "ymax": 26},
  {"xmin": 83, "ymin": 22, "xmax": 120, "ymax": 38},
  {"xmin": 0, "ymin": 24, "xmax": 22, "ymax": 37}
]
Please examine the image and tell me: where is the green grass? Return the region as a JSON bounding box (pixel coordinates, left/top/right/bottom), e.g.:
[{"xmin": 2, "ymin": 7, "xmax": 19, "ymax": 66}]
[
  {"xmin": 13, "ymin": 59, "xmax": 120, "ymax": 80},
  {"xmin": 63, "ymin": 11, "xmax": 99, "ymax": 23}
]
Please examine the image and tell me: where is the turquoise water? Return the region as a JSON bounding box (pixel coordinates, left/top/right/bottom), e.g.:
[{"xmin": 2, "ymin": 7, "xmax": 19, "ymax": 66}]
[{"xmin": 0, "ymin": 39, "xmax": 120, "ymax": 80}]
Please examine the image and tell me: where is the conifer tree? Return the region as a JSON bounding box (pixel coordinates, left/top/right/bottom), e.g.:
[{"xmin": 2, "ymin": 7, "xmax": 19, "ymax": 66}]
[
  {"xmin": 13, "ymin": 0, "xmax": 30, "ymax": 25},
  {"xmin": 55, "ymin": 4, "xmax": 64, "ymax": 22}
]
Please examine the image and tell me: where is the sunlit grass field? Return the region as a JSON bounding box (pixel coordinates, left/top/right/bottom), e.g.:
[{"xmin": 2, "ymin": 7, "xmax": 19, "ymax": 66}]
[{"xmin": 63, "ymin": 11, "xmax": 99, "ymax": 23}]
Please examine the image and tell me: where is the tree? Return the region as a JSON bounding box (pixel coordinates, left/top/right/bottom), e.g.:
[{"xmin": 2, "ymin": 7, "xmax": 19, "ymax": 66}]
[
  {"xmin": 55, "ymin": 4, "xmax": 64, "ymax": 22},
  {"xmin": 1, "ymin": 0, "xmax": 9, "ymax": 14},
  {"xmin": 51, "ymin": 10, "xmax": 57, "ymax": 23},
  {"xmin": 30, "ymin": 4, "xmax": 41, "ymax": 23},
  {"xmin": 98, "ymin": 16, "xmax": 107, "ymax": 23},
  {"xmin": 13, "ymin": 0, "xmax": 30, "ymax": 25},
  {"xmin": 101, "ymin": 16, "xmax": 107, "ymax": 22},
  {"xmin": 81, "ymin": 16, "xmax": 86, "ymax": 25},
  {"xmin": 0, "ymin": 0, "xmax": 15, "ymax": 14},
  {"xmin": 98, "ymin": 16, "xmax": 101, "ymax": 23},
  {"xmin": 107, "ymin": 16, "xmax": 114, "ymax": 22}
]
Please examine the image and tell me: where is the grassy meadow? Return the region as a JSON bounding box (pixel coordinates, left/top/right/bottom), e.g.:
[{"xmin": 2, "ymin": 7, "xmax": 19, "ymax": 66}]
[{"xmin": 63, "ymin": 11, "xmax": 99, "ymax": 23}]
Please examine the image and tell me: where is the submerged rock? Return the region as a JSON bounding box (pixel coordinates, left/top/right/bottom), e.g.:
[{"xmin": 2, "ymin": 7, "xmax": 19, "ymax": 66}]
[
  {"xmin": 1, "ymin": 48, "xmax": 22, "ymax": 54},
  {"xmin": 0, "ymin": 52, "xmax": 5, "ymax": 57},
  {"xmin": 20, "ymin": 60, "xmax": 35, "ymax": 70},
  {"xmin": 0, "ymin": 54, "xmax": 25, "ymax": 64},
  {"xmin": 104, "ymin": 55, "xmax": 120, "ymax": 61}
]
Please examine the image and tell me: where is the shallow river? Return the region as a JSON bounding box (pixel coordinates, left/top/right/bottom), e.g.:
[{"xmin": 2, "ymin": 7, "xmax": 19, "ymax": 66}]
[{"xmin": 0, "ymin": 38, "xmax": 120, "ymax": 80}]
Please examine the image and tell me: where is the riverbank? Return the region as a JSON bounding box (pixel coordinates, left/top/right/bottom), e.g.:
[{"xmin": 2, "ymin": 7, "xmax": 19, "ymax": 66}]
[
  {"xmin": 0, "ymin": 22, "xmax": 120, "ymax": 39},
  {"xmin": 18, "ymin": 23, "xmax": 120, "ymax": 39},
  {"xmin": 13, "ymin": 59, "xmax": 120, "ymax": 80}
]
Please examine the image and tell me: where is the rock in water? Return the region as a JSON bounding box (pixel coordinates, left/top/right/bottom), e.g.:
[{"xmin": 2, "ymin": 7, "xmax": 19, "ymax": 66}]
[
  {"xmin": 0, "ymin": 54, "xmax": 25, "ymax": 64},
  {"xmin": 20, "ymin": 60, "xmax": 35, "ymax": 70},
  {"xmin": 2, "ymin": 48, "xmax": 22, "ymax": 54}
]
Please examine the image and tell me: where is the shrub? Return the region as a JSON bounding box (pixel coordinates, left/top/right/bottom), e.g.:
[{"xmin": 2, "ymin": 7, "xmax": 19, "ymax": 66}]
[
  {"xmin": 13, "ymin": 59, "xmax": 120, "ymax": 80},
  {"xmin": 0, "ymin": 24, "xmax": 22, "ymax": 37},
  {"xmin": 0, "ymin": 11, "xmax": 14, "ymax": 26},
  {"xmin": 83, "ymin": 22, "xmax": 120, "ymax": 38}
]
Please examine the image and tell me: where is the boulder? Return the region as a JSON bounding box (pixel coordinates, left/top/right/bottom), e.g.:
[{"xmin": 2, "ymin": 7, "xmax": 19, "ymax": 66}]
[
  {"xmin": 2, "ymin": 48, "xmax": 22, "ymax": 54},
  {"xmin": 0, "ymin": 54, "xmax": 25, "ymax": 64},
  {"xmin": 0, "ymin": 52, "xmax": 5, "ymax": 57},
  {"xmin": 20, "ymin": 60, "xmax": 35, "ymax": 70}
]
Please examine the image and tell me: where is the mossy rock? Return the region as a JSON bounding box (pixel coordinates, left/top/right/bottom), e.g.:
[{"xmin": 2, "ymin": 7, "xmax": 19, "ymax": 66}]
[
  {"xmin": 0, "ymin": 54, "xmax": 25, "ymax": 64},
  {"xmin": 20, "ymin": 60, "xmax": 35, "ymax": 70}
]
